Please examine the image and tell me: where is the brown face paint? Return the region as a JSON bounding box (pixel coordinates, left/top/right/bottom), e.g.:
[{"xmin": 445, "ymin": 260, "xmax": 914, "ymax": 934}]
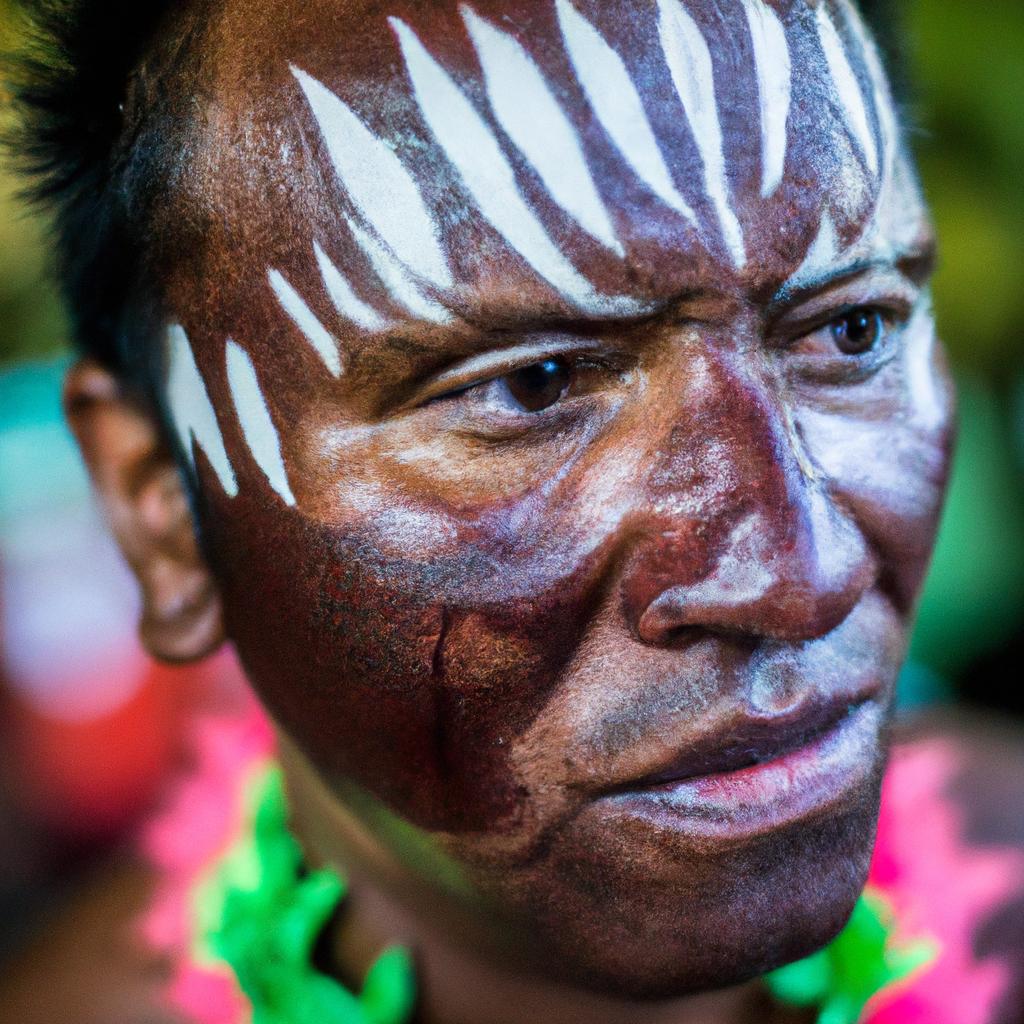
[{"xmin": 154, "ymin": 0, "xmax": 953, "ymax": 997}]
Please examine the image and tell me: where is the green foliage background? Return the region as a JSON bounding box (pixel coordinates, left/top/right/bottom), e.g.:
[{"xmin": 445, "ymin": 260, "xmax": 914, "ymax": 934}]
[{"xmin": 1, "ymin": 0, "xmax": 1022, "ymax": 703}]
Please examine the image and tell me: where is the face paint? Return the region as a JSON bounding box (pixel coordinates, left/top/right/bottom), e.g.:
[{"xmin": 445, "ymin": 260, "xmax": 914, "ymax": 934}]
[
  {"xmin": 292, "ymin": 65, "xmax": 453, "ymax": 290},
  {"xmin": 165, "ymin": 324, "xmax": 238, "ymax": 497},
  {"xmin": 389, "ymin": 16, "xmax": 644, "ymax": 315},
  {"xmin": 461, "ymin": 5, "xmax": 622, "ymax": 256},
  {"xmin": 225, "ymin": 339, "xmax": 296, "ymax": 506},
  {"xmin": 741, "ymin": 0, "xmax": 791, "ymax": 198},
  {"xmin": 158, "ymin": 0, "xmax": 952, "ymax": 998},
  {"xmin": 313, "ymin": 241, "xmax": 391, "ymax": 335},
  {"xmin": 268, "ymin": 268, "xmax": 344, "ymax": 376},
  {"xmin": 656, "ymin": 0, "xmax": 746, "ymax": 266},
  {"xmin": 817, "ymin": 2, "xmax": 878, "ymax": 177}
]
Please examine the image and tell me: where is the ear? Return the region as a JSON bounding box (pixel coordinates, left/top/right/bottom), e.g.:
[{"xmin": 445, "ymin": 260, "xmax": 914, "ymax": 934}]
[{"xmin": 64, "ymin": 359, "xmax": 225, "ymax": 663}]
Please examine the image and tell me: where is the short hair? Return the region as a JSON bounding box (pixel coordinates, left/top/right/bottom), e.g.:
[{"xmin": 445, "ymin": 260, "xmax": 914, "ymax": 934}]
[{"xmin": 5, "ymin": 0, "xmax": 907, "ymax": 382}]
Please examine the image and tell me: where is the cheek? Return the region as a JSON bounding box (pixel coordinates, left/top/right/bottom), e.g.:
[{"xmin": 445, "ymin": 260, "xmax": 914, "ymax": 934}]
[
  {"xmin": 205, "ymin": 477, "xmax": 618, "ymax": 834},
  {"xmin": 795, "ymin": 341, "xmax": 954, "ymax": 610}
]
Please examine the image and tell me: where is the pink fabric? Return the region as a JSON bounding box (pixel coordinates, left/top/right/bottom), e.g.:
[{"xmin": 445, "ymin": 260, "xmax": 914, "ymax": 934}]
[
  {"xmin": 139, "ymin": 706, "xmax": 1024, "ymax": 1024},
  {"xmin": 864, "ymin": 740, "xmax": 1024, "ymax": 1024},
  {"xmin": 139, "ymin": 688, "xmax": 272, "ymax": 1024}
]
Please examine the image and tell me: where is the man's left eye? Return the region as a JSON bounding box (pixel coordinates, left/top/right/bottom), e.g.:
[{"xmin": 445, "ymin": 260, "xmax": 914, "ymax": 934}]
[
  {"xmin": 494, "ymin": 357, "xmax": 572, "ymax": 413},
  {"xmin": 828, "ymin": 308, "xmax": 885, "ymax": 355}
]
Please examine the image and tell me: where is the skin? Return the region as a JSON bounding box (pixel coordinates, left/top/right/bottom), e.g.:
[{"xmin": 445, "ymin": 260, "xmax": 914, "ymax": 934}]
[{"xmin": 64, "ymin": 0, "xmax": 958, "ymax": 1019}]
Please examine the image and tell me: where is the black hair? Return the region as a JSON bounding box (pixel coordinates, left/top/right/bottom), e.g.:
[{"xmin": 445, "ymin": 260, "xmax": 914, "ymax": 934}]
[
  {"xmin": 5, "ymin": 0, "xmax": 908, "ymax": 380},
  {"xmin": 4, "ymin": 0, "xmax": 179, "ymax": 379}
]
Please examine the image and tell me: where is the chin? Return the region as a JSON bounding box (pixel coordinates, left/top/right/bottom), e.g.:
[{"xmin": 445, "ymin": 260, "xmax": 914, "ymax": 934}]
[{"xmin": 513, "ymin": 771, "xmax": 884, "ymax": 1000}]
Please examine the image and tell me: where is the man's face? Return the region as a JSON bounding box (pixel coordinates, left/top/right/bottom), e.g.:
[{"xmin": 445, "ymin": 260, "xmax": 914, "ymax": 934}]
[{"xmin": 158, "ymin": 0, "xmax": 951, "ymax": 995}]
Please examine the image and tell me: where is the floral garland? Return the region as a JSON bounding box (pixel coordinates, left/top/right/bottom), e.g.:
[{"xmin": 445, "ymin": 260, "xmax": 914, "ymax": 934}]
[{"xmin": 142, "ymin": 697, "xmax": 953, "ymax": 1024}]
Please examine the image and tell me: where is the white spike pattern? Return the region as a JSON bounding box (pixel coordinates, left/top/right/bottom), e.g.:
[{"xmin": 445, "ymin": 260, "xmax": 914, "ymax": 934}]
[
  {"xmin": 787, "ymin": 210, "xmax": 839, "ymax": 292},
  {"xmin": 314, "ymin": 242, "xmax": 390, "ymax": 335},
  {"xmin": 226, "ymin": 339, "xmax": 296, "ymax": 506},
  {"xmin": 345, "ymin": 216, "xmax": 454, "ymax": 323},
  {"xmin": 657, "ymin": 0, "xmax": 746, "ymax": 268},
  {"xmin": 268, "ymin": 268, "xmax": 343, "ymax": 376},
  {"xmin": 816, "ymin": 5, "xmax": 878, "ymax": 177},
  {"xmin": 165, "ymin": 324, "xmax": 238, "ymax": 497},
  {"xmin": 391, "ymin": 16, "xmax": 640, "ymax": 314},
  {"xmin": 554, "ymin": 0, "xmax": 697, "ymax": 224},
  {"xmin": 461, "ymin": 5, "xmax": 622, "ymax": 256},
  {"xmin": 292, "ymin": 65, "xmax": 452, "ymax": 289},
  {"xmin": 741, "ymin": 0, "xmax": 791, "ymax": 198}
]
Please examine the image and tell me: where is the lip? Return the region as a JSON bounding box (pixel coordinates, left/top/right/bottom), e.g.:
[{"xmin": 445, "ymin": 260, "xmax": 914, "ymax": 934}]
[{"xmin": 592, "ymin": 698, "xmax": 884, "ymax": 843}]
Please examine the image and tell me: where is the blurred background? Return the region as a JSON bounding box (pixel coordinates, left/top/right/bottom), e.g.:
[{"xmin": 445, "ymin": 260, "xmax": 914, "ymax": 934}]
[{"xmin": 0, "ymin": 0, "xmax": 1022, "ymax": 977}]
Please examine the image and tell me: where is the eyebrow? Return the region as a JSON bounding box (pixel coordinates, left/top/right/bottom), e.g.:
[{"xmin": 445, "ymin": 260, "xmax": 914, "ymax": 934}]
[{"xmin": 771, "ymin": 237, "xmax": 939, "ymax": 308}]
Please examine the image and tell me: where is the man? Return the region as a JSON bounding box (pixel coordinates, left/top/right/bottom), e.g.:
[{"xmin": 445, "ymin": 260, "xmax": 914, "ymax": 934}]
[{"xmin": 3, "ymin": 0, "xmax": 1023, "ymax": 1021}]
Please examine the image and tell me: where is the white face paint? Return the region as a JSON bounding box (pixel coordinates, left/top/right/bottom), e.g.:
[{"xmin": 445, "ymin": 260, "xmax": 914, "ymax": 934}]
[
  {"xmin": 314, "ymin": 242, "xmax": 390, "ymax": 335},
  {"xmin": 656, "ymin": 0, "xmax": 746, "ymax": 268},
  {"xmin": 904, "ymin": 304, "xmax": 944, "ymax": 431},
  {"xmin": 554, "ymin": 0, "xmax": 697, "ymax": 224},
  {"xmin": 225, "ymin": 339, "xmax": 296, "ymax": 506},
  {"xmin": 390, "ymin": 16, "xmax": 647, "ymax": 316},
  {"xmin": 165, "ymin": 324, "xmax": 238, "ymax": 497},
  {"xmin": 291, "ymin": 65, "xmax": 453, "ymax": 290},
  {"xmin": 785, "ymin": 210, "xmax": 839, "ymax": 294},
  {"xmin": 268, "ymin": 268, "xmax": 343, "ymax": 376},
  {"xmin": 816, "ymin": 4, "xmax": 878, "ymax": 178},
  {"xmin": 461, "ymin": 5, "xmax": 622, "ymax": 256},
  {"xmin": 741, "ymin": 0, "xmax": 791, "ymax": 199},
  {"xmin": 345, "ymin": 215, "xmax": 455, "ymax": 324}
]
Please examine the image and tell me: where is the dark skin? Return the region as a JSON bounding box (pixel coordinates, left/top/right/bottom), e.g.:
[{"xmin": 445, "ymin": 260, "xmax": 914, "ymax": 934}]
[{"xmin": 12, "ymin": 0, "xmax": 1024, "ymax": 1022}]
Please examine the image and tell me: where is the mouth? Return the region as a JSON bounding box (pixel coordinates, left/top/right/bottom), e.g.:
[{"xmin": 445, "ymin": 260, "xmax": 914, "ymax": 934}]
[{"xmin": 592, "ymin": 697, "xmax": 885, "ymax": 843}]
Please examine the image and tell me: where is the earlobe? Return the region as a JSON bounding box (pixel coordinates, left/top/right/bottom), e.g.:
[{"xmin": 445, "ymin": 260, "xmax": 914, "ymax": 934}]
[{"xmin": 64, "ymin": 359, "xmax": 225, "ymax": 663}]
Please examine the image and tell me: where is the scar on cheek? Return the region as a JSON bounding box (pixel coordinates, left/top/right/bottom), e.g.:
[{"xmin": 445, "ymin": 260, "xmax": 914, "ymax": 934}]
[{"xmin": 166, "ymin": 324, "xmax": 239, "ymax": 497}]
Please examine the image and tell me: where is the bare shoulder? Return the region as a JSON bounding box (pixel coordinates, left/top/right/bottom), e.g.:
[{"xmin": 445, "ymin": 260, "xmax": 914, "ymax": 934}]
[{"xmin": 0, "ymin": 862, "xmax": 180, "ymax": 1024}]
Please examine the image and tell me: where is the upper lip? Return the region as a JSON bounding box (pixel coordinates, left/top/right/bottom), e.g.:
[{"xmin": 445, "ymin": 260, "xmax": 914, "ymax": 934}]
[{"xmin": 599, "ymin": 697, "xmax": 871, "ymax": 796}]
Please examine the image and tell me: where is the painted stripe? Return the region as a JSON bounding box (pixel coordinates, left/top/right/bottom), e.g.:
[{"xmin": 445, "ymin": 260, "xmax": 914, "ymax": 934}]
[
  {"xmin": 657, "ymin": 0, "xmax": 746, "ymax": 268},
  {"xmin": 292, "ymin": 65, "xmax": 452, "ymax": 289},
  {"xmin": 741, "ymin": 0, "xmax": 791, "ymax": 198},
  {"xmin": 554, "ymin": 0, "xmax": 697, "ymax": 224},
  {"xmin": 268, "ymin": 268, "xmax": 343, "ymax": 376},
  {"xmin": 786, "ymin": 210, "xmax": 839, "ymax": 292},
  {"xmin": 461, "ymin": 5, "xmax": 623, "ymax": 256},
  {"xmin": 346, "ymin": 216, "xmax": 455, "ymax": 324},
  {"xmin": 313, "ymin": 242, "xmax": 390, "ymax": 335},
  {"xmin": 225, "ymin": 339, "xmax": 296, "ymax": 506},
  {"xmin": 391, "ymin": 16, "xmax": 642, "ymax": 315},
  {"xmin": 165, "ymin": 324, "xmax": 238, "ymax": 497},
  {"xmin": 816, "ymin": 5, "xmax": 878, "ymax": 177}
]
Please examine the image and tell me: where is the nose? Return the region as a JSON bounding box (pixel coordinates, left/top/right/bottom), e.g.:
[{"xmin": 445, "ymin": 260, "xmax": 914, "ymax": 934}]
[{"xmin": 623, "ymin": 351, "xmax": 877, "ymax": 646}]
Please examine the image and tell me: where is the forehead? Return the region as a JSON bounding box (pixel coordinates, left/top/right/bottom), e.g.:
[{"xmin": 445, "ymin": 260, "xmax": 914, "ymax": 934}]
[{"xmin": 167, "ymin": 0, "xmax": 916, "ymax": 333}]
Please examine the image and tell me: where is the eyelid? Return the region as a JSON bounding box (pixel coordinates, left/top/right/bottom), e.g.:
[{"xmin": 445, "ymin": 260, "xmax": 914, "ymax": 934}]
[
  {"xmin": 405, "ymin": 337, "xmax": 603, "ymax": 407},
  {"xmin": 770, "ymin": 268, "xmax": 921, "ymax": 340}
]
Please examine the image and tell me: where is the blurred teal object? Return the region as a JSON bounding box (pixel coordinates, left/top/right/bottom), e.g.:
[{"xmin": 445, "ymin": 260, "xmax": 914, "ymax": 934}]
[{"xmin": 910, "ymin": 373, "xmax": 1024, "ymax": 679}]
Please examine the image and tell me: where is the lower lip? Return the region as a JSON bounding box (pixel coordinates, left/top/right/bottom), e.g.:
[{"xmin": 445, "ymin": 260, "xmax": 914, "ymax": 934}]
[{"xmin": 596, "ymin": 701, "xmax": 884, "ymax": 843}]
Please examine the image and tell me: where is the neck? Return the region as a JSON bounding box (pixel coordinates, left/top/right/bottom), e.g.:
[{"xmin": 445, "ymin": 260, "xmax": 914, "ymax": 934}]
[{"xmin": 278, "ymin": 736, "xmax": 802, "ymax": 1024}]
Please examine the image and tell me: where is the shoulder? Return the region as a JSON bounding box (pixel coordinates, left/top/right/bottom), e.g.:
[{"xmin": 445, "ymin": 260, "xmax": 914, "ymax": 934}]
[
  {"xmin": 865, "ymin": 709, "xmax": 1024, "ymax": 1024},
  {"xmin": 0, "ymin": 863, "xmax": 181, "ymax": 1024}
]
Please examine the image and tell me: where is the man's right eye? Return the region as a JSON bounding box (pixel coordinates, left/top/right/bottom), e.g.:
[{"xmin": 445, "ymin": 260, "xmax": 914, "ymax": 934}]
[{"xmin": 498, "ymin": 357, "xmax": 572, "ymax": 413}]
